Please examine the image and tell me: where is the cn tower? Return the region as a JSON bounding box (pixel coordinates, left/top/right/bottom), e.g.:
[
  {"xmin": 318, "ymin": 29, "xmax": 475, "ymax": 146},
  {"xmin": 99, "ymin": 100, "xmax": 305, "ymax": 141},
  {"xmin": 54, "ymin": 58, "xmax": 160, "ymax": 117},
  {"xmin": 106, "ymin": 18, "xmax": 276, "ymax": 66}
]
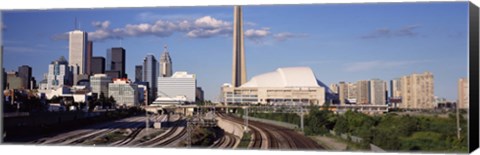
[{"xmin": 232, "ymin": 6, "xmax": 247, "ymax": 87}]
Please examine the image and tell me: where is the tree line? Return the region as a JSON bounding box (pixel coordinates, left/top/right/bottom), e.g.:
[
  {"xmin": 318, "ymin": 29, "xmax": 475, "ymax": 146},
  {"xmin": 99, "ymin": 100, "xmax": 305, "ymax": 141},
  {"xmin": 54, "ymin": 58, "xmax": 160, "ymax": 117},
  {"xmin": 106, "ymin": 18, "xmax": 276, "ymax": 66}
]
[{"xmin": 246, "ymin": 106, "xmax": 468, "ymax": 153}]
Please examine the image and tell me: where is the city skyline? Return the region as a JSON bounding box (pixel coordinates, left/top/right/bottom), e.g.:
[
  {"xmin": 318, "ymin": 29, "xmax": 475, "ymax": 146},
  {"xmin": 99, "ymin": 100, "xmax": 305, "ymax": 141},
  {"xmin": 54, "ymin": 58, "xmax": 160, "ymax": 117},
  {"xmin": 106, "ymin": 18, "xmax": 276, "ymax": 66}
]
[{"xmin": 2, "ymin": 2, "xmax": 469, "ymax": 101}]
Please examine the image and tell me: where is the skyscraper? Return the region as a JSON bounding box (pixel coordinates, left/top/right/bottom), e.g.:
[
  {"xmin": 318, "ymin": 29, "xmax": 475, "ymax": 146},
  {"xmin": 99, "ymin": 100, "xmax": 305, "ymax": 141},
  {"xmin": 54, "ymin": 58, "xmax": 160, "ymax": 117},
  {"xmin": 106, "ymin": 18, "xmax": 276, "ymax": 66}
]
[
  {"xmin": 143, "ymin": 54, "xmax": 158, "ymax": 103},
  {"xmin": 157, "ymin": 71, "xmax": 197, "ymax": 102},
  {"xmin": 347, "ymin": 82, "xmax": 357, "ymax": 104},
  {"xmin": 46, "ymin": 56, "xmax": 73, "ymax": 90},
  {"xmin": 135, "ymin": 65, "xmax": 143, "ymax": 82},
  {"xmin": 458, "ymin": 77, "xmax": 469, "ymax": 109},
  {"xmin": 108, "ymin": 79, "xmax": 139, "ymax": 107},
  {"xmin": 6, "ymin": 72, "xmax": 23, "ymax": 89},
  {"xmin": 107, "ymin": 47, "xmax": 126, "ymax": 78},
  {"xmin": 68, "ymin": 30, "xmax": 88, "ymax": 75},
  {"xmin": 390, "ymin": 78, "xmax": 402, "ymax": 99},
  {"xmin": 91, "ymin": 56, "xmax": 105, "ymax": 74},
  {"xmin": 86, "ymin": 41, "xmax": 93, "ymax": 75},
  {"xmin": 399, "ymin": 72, "xmax": 434, "ymax": 109},
  {"xmin": 18, "ymin": 65, "xmax": 32, "ymax": 89},
  {"xmin": 90, "ymin": 74, "xmax": 112, "ymax": 99},
  {"xmin": 232, "ymin": 6, "xmax": 247, "ymax": 87},
  {"xmin": 159, "ymin": 45, "xmax": 173, "ymax": 77},
  {"xmin": 369, "ymin": 79, "xmax": 386, "ymax": 105},
  {"xmin": 356, "ymin": 80, "xmax": 370, "ymax": 104},
  {"xmin": 3, "ymin": 68, "xmax": 6, "ymax": 91},
  {"xmin": 338, "ymin": 81, "xmax": 348, "ymax": 105},
  {"xmin": 30, "ymin": 77, "xmax": 36, "ymax": 89}
]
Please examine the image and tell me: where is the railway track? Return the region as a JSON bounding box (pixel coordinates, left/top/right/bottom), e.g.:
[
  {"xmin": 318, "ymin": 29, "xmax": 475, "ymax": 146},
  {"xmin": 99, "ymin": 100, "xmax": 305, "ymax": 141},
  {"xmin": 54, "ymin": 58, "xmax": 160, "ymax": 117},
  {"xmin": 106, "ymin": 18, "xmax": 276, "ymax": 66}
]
[
  {"xmin": 218, "ymin": 112, "xmax": 323, "ymax": 150},
  {"xmin": 110, "ymin": 125, "xmax": 144, "ymax": 146},
  {"xmin": 154, "ymin": 127, "xmax": 186, "ymax": 147},
  {"xmin": 217, "ymin": 113, "xmax": 266, "ymax": 149},
  {"xmin": 210, "ymin": 133, "xmax": 237, "ymax": 148},
  {"xmin": 40, "ymin": 116, "xmax": 146, "ymax": 145},
  {"xmin": 136, "ymin": 115, "xmax": 184, "ymax": 147}
]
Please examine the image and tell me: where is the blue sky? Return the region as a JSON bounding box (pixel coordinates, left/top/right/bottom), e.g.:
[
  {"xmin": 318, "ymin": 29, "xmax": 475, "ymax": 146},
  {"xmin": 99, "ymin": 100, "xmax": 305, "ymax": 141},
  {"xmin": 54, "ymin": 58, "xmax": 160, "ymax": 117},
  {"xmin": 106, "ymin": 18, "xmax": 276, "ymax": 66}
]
[{"xmin": 2, "ymin": 2, "xmax": 469, "ymax": 101}]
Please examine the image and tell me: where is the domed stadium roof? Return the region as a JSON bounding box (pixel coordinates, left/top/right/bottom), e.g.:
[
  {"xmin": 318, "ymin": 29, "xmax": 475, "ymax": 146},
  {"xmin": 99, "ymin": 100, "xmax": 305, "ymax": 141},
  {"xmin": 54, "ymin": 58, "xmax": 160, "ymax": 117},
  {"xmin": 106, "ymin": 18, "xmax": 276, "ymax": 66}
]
[{"xmin": 240, "ymin": 67, "xmax": 321, "ymax": 88}]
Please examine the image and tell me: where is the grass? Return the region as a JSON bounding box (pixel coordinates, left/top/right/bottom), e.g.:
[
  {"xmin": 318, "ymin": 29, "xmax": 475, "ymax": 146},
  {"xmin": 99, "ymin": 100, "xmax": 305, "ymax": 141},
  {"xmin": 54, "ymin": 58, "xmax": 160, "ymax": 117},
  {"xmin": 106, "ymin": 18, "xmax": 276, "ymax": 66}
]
[
  {"xmin": 324, "ymin": 133, "xmax": 368, "ymax": 151},
  {"xmin": 83, "ymin": 129, "xmax": 129, "ymax": 145},
  {"xmin": 137, "ymin": 129, "xmax": 165, "ymax": 143},
  {"xmin": 237, "ymin": 132, "xmax": 251, "ymax": 148}
]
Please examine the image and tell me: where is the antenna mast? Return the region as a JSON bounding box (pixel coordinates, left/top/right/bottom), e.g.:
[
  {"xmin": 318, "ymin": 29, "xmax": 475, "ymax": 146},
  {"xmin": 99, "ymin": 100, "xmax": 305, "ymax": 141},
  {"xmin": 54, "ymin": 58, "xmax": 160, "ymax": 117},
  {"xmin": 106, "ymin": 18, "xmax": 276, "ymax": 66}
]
[{"xmin": 74, "ymin": 17, "xmax": 78, "ymax": 30}]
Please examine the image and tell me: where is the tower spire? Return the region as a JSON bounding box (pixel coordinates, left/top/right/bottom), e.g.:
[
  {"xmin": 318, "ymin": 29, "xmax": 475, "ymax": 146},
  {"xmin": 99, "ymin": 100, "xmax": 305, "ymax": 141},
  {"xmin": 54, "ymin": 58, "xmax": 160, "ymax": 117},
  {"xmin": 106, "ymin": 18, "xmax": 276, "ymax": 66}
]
[
  {"xmin": 159, "ymin": 44, "xmax": 172, "ymax": 77},
  {"xmin": 232, "ymin": 5, "xmax": 247, "ymax": 87},
  {"xmin": 74, "ymin": 17, "xmax": 78, "ymax": 30}
]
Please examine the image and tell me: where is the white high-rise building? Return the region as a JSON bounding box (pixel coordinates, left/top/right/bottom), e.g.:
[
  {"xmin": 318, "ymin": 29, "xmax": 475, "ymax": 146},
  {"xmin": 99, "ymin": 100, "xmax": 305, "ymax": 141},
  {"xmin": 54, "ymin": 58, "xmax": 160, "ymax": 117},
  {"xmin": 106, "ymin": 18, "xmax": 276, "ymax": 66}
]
[
  {"xmin": 69, "ymin": 30, "xmax": 88, "ymax": 75},
  {"xmin": 369, "ymin": 79, "xmax": 386, "ymax": 105},
  {"xmin": 399, "ymin": 72, "xmax": 434, "ymax": 109},
  {"xmin": 90, "ymin": 74, "xmax": 111, "ymax": 98},
  {"xmin": 356, "ymin": 80, "xmax": 370, "ymax": 104},
  {"xmin": 108, "ymin": 79, "xmax": 139, "ymax": 107},
  {"xmin": 458, "ymin": 77, "xmax": 469, "ymax": 109},
  {"xmin": 390, "ymin": 78, "xmax": 402, "ymax": 99},
  {"xmin": 347, "ymin": 82, "xmax": 357, "ymax": 104},
  {"xmin": 157, "ymin": 71, "xmax": 197, "ymax": 102},
  {"xmin": 338, "ymin": 81, "xmax": 348, "ymax": 105},
  {"xmin": 46, "ymin": 56, "xmax": 72, "ymax": 90},
  {"xmin": 159, "ymin": 45, "xmax": 173, "ymax": 77}
]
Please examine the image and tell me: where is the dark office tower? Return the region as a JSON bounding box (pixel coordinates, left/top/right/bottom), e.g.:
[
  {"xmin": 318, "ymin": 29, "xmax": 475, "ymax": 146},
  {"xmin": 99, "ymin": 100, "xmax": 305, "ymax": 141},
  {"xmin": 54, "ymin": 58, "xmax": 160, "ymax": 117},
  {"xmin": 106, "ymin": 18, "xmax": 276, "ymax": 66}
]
[
  {"xmin": 18, "ymin": 65, "xmax": 32, "ymax": 89},
  {"xmin": 135, "ymin": 65, "xmax": 143, "ymax": 82},
  {"xmin": 143, "ymin": 54, "xmax": 158, "ymax": 104},
  {"xmin": 107, "ymin": 47, "xmax": 126, "ymax": 78},
  {"xmin": 30, "ymin": 77, "xmax": 37, "ymax": 89},
  {"xmin": 91, "ymin": 56, "xmax": 106, "ymax": 74},
  {"xmin": 105, "ymin": 70, "xmax": 121, "ymax": 79},
  {"xmin": 86, "ymin": 41, "xmax": 93, "ymax": 75},
  {"xmin": 2, "ymin": 68, "xmax": 6, "ymax": 90}
]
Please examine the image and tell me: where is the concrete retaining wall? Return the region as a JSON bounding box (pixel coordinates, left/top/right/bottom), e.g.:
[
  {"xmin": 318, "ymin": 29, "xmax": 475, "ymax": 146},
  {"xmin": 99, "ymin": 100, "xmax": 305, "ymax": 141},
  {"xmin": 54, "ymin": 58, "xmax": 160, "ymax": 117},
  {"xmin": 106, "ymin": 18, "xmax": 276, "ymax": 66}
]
[
  {"xmin": 241, "ymin": 115, "xmax": 298, "ymax": 129},
  {"xmin": 216, "ymin": 117, "xmax": 244, "ymax": 139}
]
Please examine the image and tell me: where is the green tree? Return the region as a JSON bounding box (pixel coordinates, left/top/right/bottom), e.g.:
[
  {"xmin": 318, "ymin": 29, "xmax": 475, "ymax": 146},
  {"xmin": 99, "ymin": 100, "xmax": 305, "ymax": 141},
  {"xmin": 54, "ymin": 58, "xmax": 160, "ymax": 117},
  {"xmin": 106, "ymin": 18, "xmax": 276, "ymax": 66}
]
[{"xmin": 108, "ymin": 96, "xmax": 116, "ymax": 108}]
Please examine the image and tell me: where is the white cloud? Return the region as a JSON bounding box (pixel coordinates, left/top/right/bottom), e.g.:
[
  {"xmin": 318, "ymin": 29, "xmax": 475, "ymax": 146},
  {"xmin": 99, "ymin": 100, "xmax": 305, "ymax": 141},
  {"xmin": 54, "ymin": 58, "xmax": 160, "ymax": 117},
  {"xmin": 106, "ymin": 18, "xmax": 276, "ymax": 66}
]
[
  {"xmin": 245, "ymin": 28, "xmax": 270, "ymax": 38},
  {"xmin": 344, "ymin": 60, "xmax": 430, "ymax": 72},
  {"xmin": 273, "ymin": 32, "xmax": 308, "ymax": 41},
  {"xmin": 82, "ymin": 17, "xmax": 233, "ymax": 41},
  {"xmin": 194, "ymin": 16, "xmax": 229, "ymax": 28},
  {"xmin": 361, "ymin": 25, "xmax": 421, "ymax": 39},
  {"xmin": 244, "ymin": 28, "xmax": 271, "ymax": 44},
  {"xmin": 92, "ymin": 21, "xmax": 110, "ymax": 29},
  {"xmin": 186, "ymin": 16, "xmax": 232, "ymax": 38},
  {"xmin": 52, "ymin": 15, "xmax": 306, "ymax": 43},
  {"xmin": 245, "ymin": 22, "xmax": 257, "ymax": 27}
]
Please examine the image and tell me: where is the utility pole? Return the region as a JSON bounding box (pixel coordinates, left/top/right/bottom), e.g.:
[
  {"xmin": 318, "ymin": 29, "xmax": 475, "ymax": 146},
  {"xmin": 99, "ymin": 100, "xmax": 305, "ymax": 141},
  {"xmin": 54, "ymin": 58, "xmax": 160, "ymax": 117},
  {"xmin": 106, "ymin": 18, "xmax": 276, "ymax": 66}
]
[
  {"xmin": 244, "ymin": 106, "xmax": 248, "ymax": 132},
  {"xmin": 187, "ymin": 119, "xmax": 192, "ymax": 148},
  {"xmin": 456, "ymin": 102, "xmax": 461, "ymax": 140},
  {"xmin": 300, "ymin": 105, "xmax": 304, "ymax": 133},
  {"xmin": 145, "ymin": 106, "xmax": 149, "ymax": 133},
  {"xmin": 0, "ymin": 40, "xmax": 3, "ymax": 143}
]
